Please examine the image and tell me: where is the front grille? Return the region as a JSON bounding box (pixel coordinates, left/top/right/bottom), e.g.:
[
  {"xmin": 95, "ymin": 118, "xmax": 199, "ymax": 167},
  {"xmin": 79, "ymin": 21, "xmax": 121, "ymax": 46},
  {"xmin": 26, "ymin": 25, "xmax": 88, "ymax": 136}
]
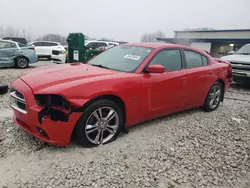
[
  {"xmin": 52, "ymin": 50, "xmax": 59, "ymax": 55},
  {"xmin": 10, "ymin": 88, "xmax": 27, "ymax": 114},
  {"xmin": 230, "ymin": 61, "xmax": 250, "ymax": 71}
]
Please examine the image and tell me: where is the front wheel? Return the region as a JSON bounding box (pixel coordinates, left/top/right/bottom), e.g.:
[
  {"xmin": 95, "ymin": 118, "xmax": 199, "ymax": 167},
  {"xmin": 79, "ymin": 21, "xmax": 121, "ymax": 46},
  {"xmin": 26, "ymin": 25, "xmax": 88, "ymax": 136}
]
[
  {"xmin": 203, "ymin": 82, "xmax": 223, "ymax": 112},
  {"xmin": 74, "ymin": 99, "xmax": 124, "ymax": 147}
]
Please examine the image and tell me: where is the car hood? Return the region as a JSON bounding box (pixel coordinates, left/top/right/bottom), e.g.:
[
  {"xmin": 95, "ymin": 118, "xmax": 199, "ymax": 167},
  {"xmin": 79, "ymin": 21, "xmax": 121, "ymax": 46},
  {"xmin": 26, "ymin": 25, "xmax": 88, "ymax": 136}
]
[
  {"xmin": 220, "ymin": 54, "xmax": 250, "ymax": 63},
  {"xmin": 19, "ymin": 63, "xmax": 116, "ymax": 92}
]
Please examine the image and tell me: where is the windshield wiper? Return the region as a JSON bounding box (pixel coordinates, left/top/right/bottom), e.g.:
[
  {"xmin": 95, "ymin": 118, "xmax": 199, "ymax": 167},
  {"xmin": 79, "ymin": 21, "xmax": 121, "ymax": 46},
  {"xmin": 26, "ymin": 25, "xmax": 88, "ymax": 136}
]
[{"xmin": 90, "ymin": 64, "xmax": 110, "ymax": 69}]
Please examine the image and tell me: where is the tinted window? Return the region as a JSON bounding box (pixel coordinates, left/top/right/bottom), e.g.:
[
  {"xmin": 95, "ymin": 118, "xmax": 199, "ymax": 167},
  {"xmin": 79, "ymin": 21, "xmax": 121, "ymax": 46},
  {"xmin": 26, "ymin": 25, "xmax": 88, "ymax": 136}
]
[
  {"xmin": 86, "ymin": 42, "xmax": 96, "ymax": 49},
  {"xmin": 18, "ymin": 43, "xmax": 27, "ymax": 47},
  {"xmin": 11, "ymin": 43, "xmax": 17, "ymax": 48},
  {"xmin": 184, "ymin": 50, "xmax": 203, "ymax": 68},
  {"xmin": 202, "ymin": 55, "xmax": 208, "ymax": 65},
  {"xmin": 48, "ymin": 42, "xmax": 58, "ymax": 46},
  {"xmin": 32, "ymin": 42, "xmax": 43, "ymax": 46},
  {"xmin": 96, "ymin": 42, "xmax": 107, "ymax": 48},
  {"xmin": 149, "ymin": 49, "xmax": 182, "ymax": 71},
  {"xmin": 41, "ymin": 42, "xmax": 58, "ymax": 46}
]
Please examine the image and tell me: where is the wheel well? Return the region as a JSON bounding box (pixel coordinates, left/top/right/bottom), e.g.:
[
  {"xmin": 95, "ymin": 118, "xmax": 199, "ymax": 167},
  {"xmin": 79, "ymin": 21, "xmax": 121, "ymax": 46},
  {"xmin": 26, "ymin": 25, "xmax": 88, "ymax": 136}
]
[
  {"xmin": 79, "ymin": 94, "xmax": 126, "ymax": 123},
  {"xmin": 71, "ymin": 94, "xmax": 126, "ymax": 138},
  {"xmin": 216, "ymin": 79, "xmax": 225, "ymax": 101},
  {"xmin": 15, "ymin": 56, "xmax": 30, "ymax": 63}
]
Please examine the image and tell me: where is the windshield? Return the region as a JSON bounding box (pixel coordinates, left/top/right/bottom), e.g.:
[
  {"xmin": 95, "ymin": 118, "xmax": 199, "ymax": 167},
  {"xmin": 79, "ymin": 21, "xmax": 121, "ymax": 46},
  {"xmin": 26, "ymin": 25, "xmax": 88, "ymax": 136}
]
[
  {"xmin": 236, "ymin": 44, "xmax": 250, "ymax": 54},
  {"xmin": 87, "ymin": 45, "xmax": 154, "ymax": 72}
]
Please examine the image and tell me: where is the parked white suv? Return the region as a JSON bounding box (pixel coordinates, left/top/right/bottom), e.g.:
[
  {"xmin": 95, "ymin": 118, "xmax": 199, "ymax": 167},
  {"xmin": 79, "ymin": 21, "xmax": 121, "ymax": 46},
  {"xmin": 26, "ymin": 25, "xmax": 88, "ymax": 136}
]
[
  {"xmin": 85, "ymin": 40, "xmax": 119, "ymax": 50},
  {"xmin": 29, "ymin": 41, "xmax": 66, "ymax": 63},
  {"xmin": 220, "ymin": 44, "xmax": 250, "ymax": 83}
]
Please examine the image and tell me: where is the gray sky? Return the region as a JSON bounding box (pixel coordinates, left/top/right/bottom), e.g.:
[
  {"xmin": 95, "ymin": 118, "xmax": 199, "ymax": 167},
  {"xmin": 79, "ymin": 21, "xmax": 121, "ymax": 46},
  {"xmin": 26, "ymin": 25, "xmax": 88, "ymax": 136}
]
[{"xmin": 1, "ymin": 0, "xmax": 250, "ymax": 42}]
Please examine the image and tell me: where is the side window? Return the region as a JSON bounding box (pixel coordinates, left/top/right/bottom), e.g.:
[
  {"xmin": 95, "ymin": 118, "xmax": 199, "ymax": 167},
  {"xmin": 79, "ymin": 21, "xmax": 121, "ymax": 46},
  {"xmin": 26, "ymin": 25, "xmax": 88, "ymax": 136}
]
[
  {"xmin": 33, "ymin": 42, "xmax": 42, "ymax": 46},
  {"xmin": 18, "ymin": 43, "xmax": 26, "ymax": 47},
  {"xmin": 48, "ymin": 42, "xmax": 58, "ymax": 46},
  {"xmin": 184, "ymin": 50, "xmax": 203, "ymax": 68},
  {"xmin": 11, "ymin": 43, "xmax": 17, "ymax": 48},
  {"xmin": 86, "ymin": 42, "xmax": 96, "ymax": 49},
  {"xmin": 96, "ymin": 42, "xmax": 107, "ymax": 48},
  {"xmin": 0, "ymin": 41, "xmax": 14, "ymax": 49},
  {"xmin": 202, "ymin": 55, "xmax": 209, "ymax": 65},
  {"xmin": 149, "ymin": 49, "xmax": 182, "ymax": 72},
  {"xmin": 42, "ymin": 42, "xmax": 51, "ymax": 46}
]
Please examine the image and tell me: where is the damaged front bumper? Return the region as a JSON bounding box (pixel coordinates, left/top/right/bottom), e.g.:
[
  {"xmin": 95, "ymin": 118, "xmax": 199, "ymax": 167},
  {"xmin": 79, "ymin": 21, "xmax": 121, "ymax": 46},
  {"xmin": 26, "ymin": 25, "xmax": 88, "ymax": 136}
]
[{"xmin": 10, "ymin": 78, "xmax": 82, "ymax": 146}]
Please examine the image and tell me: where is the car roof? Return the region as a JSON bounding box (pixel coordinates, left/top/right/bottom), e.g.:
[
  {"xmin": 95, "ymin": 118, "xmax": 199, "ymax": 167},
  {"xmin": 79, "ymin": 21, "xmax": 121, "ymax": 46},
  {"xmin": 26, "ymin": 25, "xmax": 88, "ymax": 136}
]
[
  {"xmin": 0, "ymin": 39, "xmax": 16, "ymax": 43},
  {"xmin": 31, "ymin": 41, "xmax": 60, "ymax": 44},
  {"xmin": 86, "ymin": 40, "xmax": 119, "ymax": 44},
  {"xmin": 122, "ymin": 42, "xmax": 188, "ymax": 49},
  {"xmin": 121, "ymin": 42, "xmax": 210, "ymax": 56}
]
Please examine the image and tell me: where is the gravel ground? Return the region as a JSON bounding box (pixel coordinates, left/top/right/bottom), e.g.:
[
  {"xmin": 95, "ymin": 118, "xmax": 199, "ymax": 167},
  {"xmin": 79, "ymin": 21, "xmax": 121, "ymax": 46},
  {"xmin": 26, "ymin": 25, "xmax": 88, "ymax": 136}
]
[
  {"xmin": 0, "ymin": 61, "xmax": 53, "ymax": 110},
  {"xmin": 0, "ymin": 63, "xmax": 250, "ymax": 188}
]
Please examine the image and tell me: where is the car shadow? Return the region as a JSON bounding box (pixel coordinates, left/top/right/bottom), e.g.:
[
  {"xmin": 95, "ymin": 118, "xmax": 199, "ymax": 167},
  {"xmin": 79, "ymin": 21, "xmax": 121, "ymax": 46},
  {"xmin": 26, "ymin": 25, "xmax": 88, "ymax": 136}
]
[
  {"xmin": 230, "ymin": 82, "xmax": 250, "ymax": 91},
  {"xmin": 43, "ymin": 108, "xmax": 203, "ymax": 151}
]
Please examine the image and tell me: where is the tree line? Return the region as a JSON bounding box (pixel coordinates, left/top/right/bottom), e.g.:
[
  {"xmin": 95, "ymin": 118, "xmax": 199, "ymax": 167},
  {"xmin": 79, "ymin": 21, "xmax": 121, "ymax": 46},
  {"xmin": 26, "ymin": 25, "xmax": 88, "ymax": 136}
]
[{"xmin": 0, "ymin": 25, "xmax": 216, "ymax": 44}]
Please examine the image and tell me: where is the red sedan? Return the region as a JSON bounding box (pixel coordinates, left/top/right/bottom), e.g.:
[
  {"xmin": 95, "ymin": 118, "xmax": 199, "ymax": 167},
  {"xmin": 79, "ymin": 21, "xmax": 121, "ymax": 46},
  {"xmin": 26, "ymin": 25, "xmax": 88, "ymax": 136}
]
[{"xmin": 10, "ymin": 43, "xmax": 232, "ymax": 147}]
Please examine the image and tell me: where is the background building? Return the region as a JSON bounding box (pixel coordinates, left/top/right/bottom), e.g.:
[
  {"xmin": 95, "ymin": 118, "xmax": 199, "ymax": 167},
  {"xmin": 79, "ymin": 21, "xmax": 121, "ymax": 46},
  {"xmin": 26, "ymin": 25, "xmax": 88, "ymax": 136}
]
[{"xmin": 157, "ymin": 29, "xmax": 250, "ymax": 57}]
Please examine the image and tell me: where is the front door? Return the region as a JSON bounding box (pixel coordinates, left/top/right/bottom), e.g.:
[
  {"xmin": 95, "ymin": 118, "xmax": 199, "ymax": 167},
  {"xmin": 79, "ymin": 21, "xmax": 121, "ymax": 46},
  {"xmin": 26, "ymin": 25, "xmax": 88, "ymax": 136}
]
[
  {"xmin": 0, "ymin": 41, "xmax": 18, "ymax": 67},
  {"xmin": 141, "ymin": 49, "xmax": 188, "ymax": 117}
]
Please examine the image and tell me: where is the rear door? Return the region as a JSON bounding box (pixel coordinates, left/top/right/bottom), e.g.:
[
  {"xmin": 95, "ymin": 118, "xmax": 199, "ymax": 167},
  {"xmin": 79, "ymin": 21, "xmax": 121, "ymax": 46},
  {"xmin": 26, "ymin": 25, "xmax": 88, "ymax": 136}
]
[
  {"xmin": 0, "ymin": 41, "xmax": 19, "ymax": 67},
  {"xmin": 182, "ymin": 49, "xmax": 215, "ymax": 106},
  {"xmin": 32, "ymin": 42, "xmax": 43, "ymax": 55}
]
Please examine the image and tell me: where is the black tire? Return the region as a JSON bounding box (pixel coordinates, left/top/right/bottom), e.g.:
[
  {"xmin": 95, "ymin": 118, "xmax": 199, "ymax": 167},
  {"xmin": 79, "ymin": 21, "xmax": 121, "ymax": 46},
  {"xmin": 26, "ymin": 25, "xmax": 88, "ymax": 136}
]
[
  {"xmin": 0, "ymin": 84, "xmax": 8, "ymax": 95},
  {"xmin": 74, "ymin": 99, "xmax": 124, "ymax": 147},
  {"xmin": 203, "ymin": 81, "xmax": 223, "ymax": 112},
  {"xmin": 15, "ymin": 57, "xmax": 29, "ymax": 69}
]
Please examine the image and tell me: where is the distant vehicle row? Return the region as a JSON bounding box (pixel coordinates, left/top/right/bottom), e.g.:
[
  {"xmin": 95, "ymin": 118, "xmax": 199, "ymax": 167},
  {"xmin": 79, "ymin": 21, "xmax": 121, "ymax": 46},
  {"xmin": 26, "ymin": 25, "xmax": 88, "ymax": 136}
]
[{"xmin": 0, "ymin": 40, "xmax": 37, "ymax": 68}]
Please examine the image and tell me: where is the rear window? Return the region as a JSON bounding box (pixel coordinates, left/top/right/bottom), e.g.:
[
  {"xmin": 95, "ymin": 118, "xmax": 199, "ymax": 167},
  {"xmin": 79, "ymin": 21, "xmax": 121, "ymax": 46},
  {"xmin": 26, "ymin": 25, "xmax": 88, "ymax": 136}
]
[{"xmin": 18, "ymin": 43, "xmax": 27, "ymax": 47}]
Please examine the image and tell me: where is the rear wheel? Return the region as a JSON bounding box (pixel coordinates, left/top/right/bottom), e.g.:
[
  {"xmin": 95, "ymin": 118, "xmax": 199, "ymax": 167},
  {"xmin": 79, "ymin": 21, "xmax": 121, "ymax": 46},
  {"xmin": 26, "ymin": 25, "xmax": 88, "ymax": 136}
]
[
  {"xmin": 74, "ymin": 99, "xmax": 124, "ymax": 147},
  {"xmin": 203, "ymin": 82, "xmax": 223, "ymax": 112},
  {"xmin": 15, "ymin": 57, "xmax": 29, "ymax": 69}
]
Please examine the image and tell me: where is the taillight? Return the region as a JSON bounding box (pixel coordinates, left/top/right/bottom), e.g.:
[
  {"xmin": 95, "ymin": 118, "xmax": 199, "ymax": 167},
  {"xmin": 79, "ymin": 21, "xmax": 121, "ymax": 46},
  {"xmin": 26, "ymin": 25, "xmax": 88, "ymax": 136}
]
[
  {"xmin": 227, "ymin": 64, "xmax": 233, "ymax": 79},
  {"xmin": 28, "ymin": 47, "xmax": 35, "ymax": 50}
]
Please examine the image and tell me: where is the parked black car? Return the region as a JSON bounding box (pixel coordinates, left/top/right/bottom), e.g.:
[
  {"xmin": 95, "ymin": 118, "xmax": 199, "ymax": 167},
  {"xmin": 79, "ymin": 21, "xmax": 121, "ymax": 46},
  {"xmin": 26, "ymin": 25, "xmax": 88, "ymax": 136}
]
[{"xmin": 2, "ymin": 37, "xmax": 28, "ymax": 45}]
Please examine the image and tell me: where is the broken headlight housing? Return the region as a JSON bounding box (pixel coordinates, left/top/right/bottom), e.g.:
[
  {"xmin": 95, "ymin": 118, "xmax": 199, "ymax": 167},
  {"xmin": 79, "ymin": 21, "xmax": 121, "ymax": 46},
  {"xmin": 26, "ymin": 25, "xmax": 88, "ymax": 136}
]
[{"xmin": 35, "ymin": 94, "xmax": 71, "ymax": 110}]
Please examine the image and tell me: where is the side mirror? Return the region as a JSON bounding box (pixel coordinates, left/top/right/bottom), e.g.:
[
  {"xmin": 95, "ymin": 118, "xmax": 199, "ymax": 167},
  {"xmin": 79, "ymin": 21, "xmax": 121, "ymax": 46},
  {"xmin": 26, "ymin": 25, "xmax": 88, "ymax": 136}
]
[
  {"xmin": 228, "ymin": 51, "xmax": 235, "ymax": 55},
  {"xmin": 146, "ymin": 65, "xmax": 165, "ymax": 74}
]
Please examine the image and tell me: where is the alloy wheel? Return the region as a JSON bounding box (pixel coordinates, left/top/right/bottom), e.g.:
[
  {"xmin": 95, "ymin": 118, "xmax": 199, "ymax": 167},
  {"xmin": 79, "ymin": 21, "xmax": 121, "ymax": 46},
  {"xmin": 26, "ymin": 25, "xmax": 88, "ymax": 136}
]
[
  {"xmin": 208, "ymin": 85, "xmax": 221, "ymax": 109},
  {"xmin": 84, "ymin": 107, "xmax": 119, "ymax": 145},
  {"xmin": 17, "ymin": 58, "xmax": 28, "ymax": 68}
]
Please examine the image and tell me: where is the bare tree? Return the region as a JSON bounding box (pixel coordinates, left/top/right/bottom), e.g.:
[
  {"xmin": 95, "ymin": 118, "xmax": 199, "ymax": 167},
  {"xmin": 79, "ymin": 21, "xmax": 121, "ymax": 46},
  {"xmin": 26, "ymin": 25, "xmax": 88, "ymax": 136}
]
[
  {"xmin": 0, "ymin": 25, "xmax": 32, "ymax": 40},
  {"xmin": 37, "ymin": 34, "xmax": 67, "ymax": 44},
  {"xmin": 141, "ymin": 31, "xmax": 165, "ymax": 42},
  {"xmin": 5, "ymin": 26, "xmax": 15, "ymax": 37}
]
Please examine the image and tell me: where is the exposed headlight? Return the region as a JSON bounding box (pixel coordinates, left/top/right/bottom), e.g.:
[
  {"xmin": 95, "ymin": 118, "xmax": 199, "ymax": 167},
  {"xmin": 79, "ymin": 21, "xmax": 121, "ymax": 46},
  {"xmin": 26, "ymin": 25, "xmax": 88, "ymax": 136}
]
[{"xmin": 35, "ymin": 94, "xmax": 71, "ymax": 110}]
